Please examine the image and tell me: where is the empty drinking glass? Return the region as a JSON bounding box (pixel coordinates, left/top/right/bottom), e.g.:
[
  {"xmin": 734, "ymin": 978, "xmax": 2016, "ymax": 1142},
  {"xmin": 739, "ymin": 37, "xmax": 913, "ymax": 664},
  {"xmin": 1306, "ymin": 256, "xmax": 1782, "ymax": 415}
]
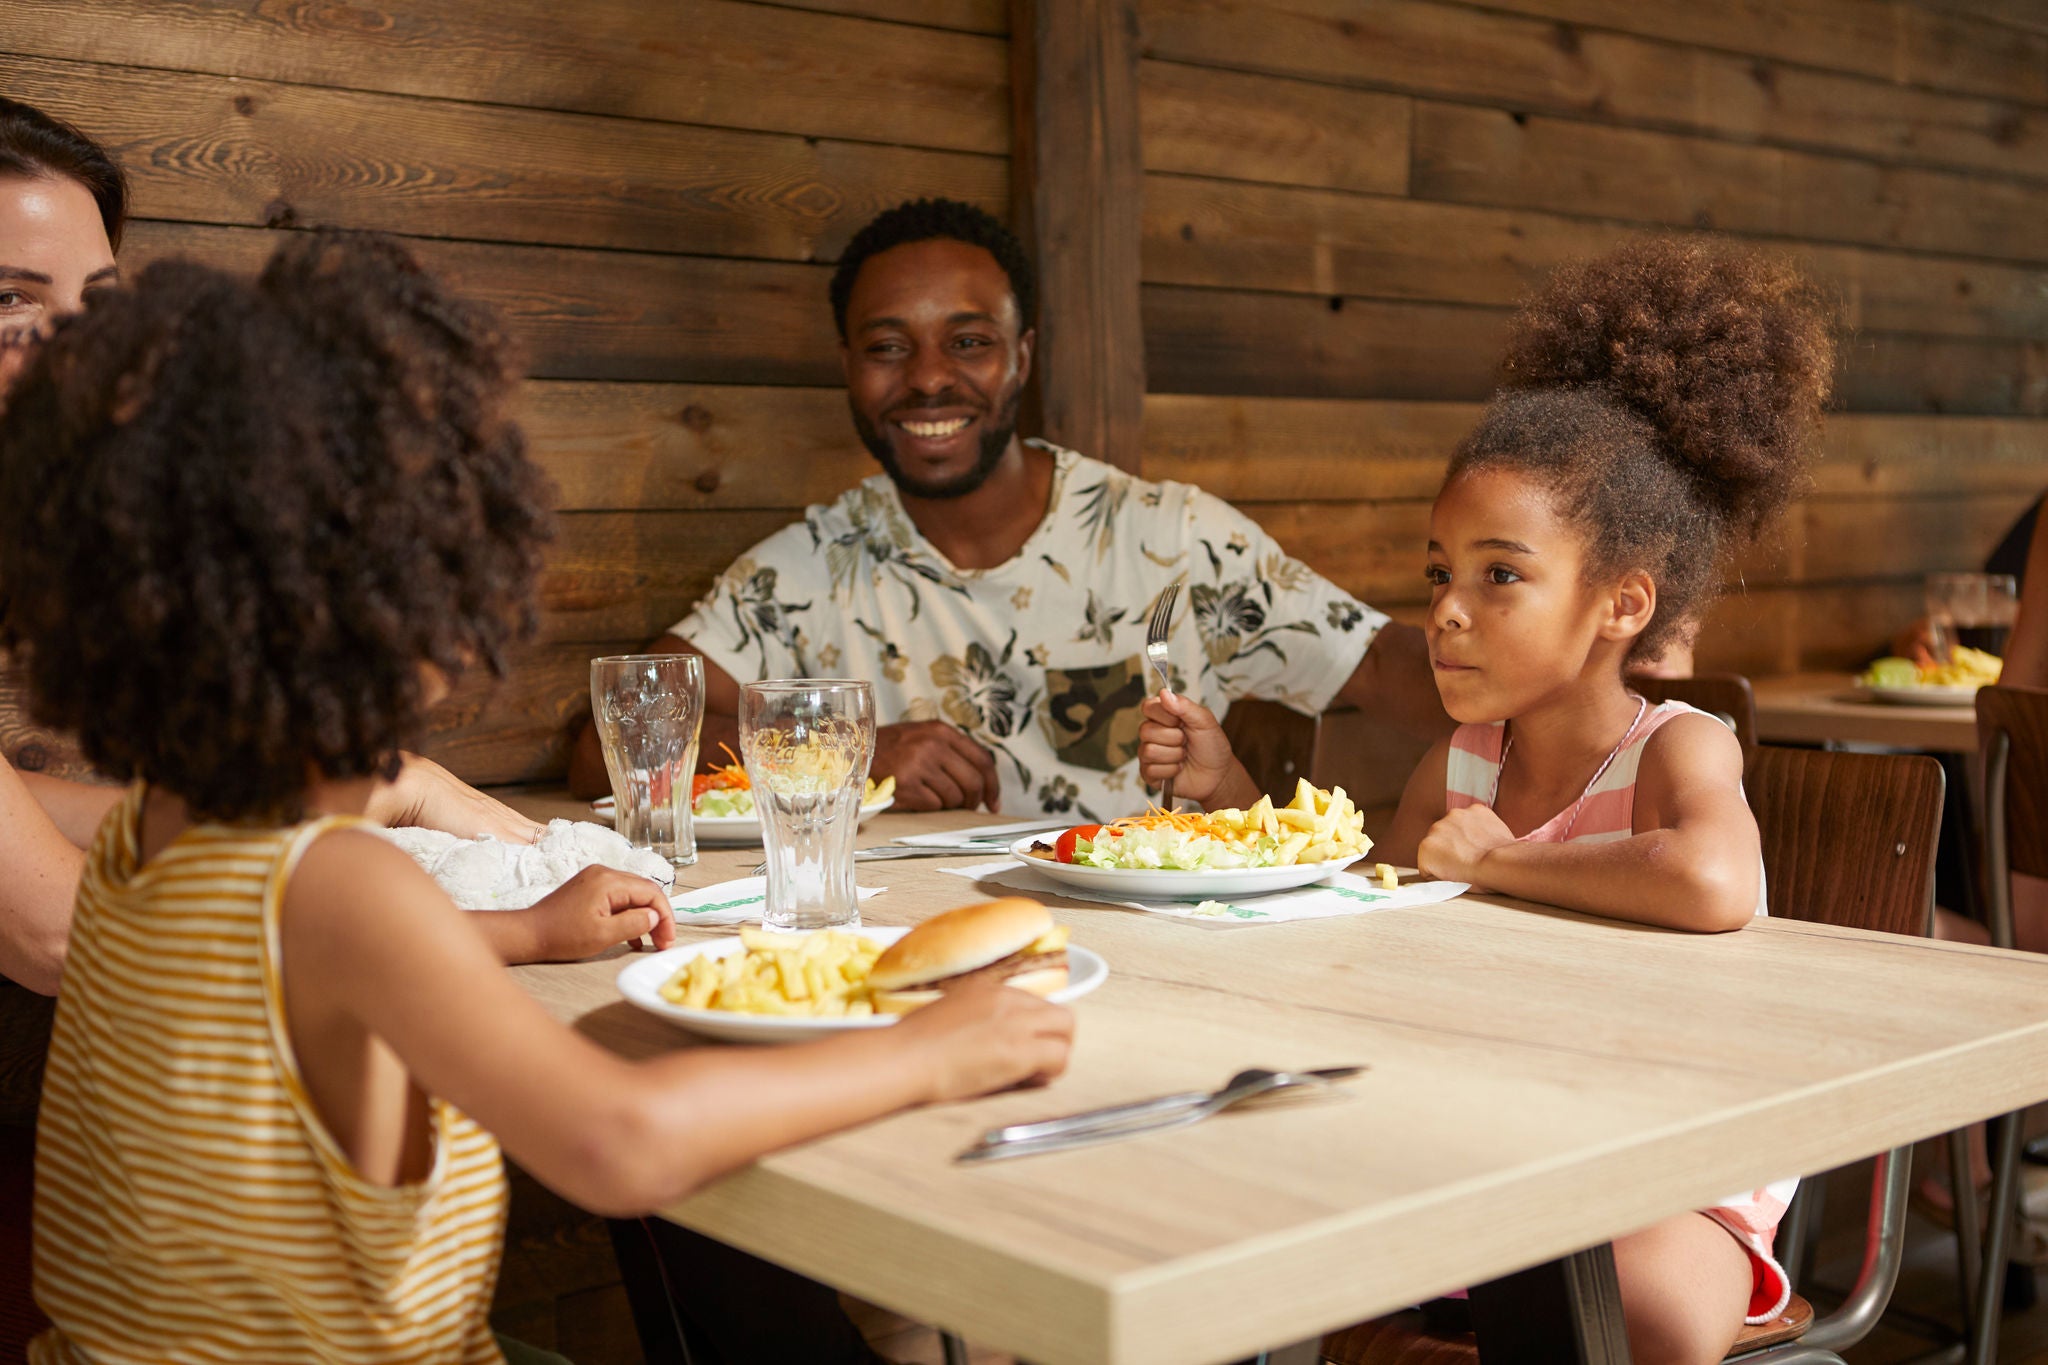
[
  {"xmin": 590, "ymin": 653, "xmax": 704, "ymax": 867},
  {"xmin": 739, "ymin": 680, "xmax": 876, "ymax": 931},
  {"xmin": 1926, "ymin": 572, "xmax": 2019, "ymax": 662}
]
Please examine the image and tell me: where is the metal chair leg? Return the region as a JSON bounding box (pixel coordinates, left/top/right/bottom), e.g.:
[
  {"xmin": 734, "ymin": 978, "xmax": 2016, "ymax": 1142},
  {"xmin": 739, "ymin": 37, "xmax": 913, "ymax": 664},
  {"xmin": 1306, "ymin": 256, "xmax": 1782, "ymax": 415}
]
[
  {"xmin": 1969, "ymin": 1110, "xmax": 2026, "ymax": 1365},
  {"xmin": 942, "ymin": 1330, "xmax": 971, "ymax": 1365},
  {"xmin": 1951, "ymin": 1127, "xmax": 1985, "ymax": 1312},
  {"xmin": 1779, "ymin": 1179, "xmax": 1816, "ymax": 1290}
]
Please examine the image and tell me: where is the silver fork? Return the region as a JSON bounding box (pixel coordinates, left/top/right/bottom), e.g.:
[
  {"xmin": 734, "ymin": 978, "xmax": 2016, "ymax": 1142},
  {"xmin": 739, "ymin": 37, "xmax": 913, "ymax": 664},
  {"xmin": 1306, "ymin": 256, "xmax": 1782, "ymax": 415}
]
[{"xmin": 1145, "ymin": 583, "xmax": 1182, "ymax": 811}]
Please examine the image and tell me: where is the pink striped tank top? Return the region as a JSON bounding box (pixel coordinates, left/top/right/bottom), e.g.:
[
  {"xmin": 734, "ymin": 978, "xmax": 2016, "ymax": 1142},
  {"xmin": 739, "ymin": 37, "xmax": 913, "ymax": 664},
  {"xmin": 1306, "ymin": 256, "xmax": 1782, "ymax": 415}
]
[{"xmin": 1443, "ymin": 697, "xmax": 1793, "ymax": 1323}]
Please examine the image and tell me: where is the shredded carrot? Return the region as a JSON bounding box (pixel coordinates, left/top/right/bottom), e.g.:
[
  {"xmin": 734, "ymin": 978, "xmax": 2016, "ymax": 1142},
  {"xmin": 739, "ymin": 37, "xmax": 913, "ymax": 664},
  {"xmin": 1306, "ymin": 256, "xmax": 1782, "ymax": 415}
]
[{"xmin": 693, "ymin": 743, "xmax": 751, "ymax": 797}]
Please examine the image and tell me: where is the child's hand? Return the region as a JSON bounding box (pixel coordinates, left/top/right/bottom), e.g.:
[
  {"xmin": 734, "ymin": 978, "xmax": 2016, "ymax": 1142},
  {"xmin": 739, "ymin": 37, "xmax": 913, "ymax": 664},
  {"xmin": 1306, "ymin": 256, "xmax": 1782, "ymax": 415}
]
[
  {"xmin": 1417, "ymin": 806, "xmax": 1516, "ymax": 887},
  {"xmin": 1137, "ymin": 689, "xmax": 1257, "ymax": 808},
  {"xmin": 505, "ymin": 866, "xmax": 676, "ymax": 964},
  {"xmin": 893, "ymin": 982, "xmax": 1075, "ymax": 1101}
]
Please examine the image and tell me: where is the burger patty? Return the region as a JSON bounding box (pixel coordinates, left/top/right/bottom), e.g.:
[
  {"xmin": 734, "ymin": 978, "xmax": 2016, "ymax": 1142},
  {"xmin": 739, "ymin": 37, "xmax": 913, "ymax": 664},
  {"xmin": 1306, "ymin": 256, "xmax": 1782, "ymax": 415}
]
[{"xmin": 926, "ymin": 947, "xmax": 1068, "ymax": 992}]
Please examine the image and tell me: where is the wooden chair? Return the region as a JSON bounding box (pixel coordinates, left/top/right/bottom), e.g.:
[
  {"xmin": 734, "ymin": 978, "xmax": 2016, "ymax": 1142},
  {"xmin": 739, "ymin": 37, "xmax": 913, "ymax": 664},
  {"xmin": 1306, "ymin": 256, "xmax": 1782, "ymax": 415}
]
[
  {"xmin": 1323, "ymin": 744, "xmax": 1943, "ymax": 1365},
  {"xmin": 1632, "ymin": 672, "xmax": 1758, "ymax": 759},
  {"xmin": 1223, "ymin": 699, "xmax": 1321, "ymax": 800},
  {"xmin": 1966, "ymin": 685, "xmax": 2048, "ymax": 1362}
]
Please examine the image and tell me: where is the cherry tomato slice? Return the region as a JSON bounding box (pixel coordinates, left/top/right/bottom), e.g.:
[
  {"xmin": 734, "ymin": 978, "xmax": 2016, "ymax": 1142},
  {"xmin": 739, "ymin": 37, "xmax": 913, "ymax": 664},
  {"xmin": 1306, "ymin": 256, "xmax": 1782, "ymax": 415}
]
[{"xmin": 1055, "ymin": 824, "xmax": 1103, "ymax": 863}]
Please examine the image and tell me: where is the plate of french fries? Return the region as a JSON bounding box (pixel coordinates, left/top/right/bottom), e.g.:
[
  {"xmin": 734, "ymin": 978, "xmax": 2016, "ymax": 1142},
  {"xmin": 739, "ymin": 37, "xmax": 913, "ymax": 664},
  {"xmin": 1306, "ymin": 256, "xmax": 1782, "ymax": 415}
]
[
  {"xmin": 1011, "ymin": 779, "xmax": 1373, "ymax": 900},
  {"xmin": 616, "ymin": 924, "xmax": 1107, "ymax": 1043}
]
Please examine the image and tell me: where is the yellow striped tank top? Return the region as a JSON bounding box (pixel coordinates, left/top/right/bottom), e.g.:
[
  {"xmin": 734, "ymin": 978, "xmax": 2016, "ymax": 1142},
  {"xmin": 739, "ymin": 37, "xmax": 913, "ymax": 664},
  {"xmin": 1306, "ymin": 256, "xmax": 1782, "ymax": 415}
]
[{"xmin": 31, "ymin": 786, "xmax": 509, "ymax": 1363}]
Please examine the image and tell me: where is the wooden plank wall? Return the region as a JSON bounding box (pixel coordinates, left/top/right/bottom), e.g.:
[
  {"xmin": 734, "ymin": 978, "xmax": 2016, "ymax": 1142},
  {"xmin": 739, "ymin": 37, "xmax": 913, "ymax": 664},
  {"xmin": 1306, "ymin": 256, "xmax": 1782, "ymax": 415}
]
[
  {"xmin": 10, "ymin": 0, "xmax": 2048, "ymax": 786},
  {"xmin": 3, "ymin": 0, "xmax": 1008, "ymax": 782},
  {"xmin": 1131, "ymin": 0, "xmax": 2048, "ymax": 680}
]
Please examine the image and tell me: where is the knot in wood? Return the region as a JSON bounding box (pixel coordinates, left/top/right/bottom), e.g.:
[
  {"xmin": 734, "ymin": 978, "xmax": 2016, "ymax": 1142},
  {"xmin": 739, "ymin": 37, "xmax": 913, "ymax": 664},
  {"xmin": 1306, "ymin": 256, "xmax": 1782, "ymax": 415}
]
[
  {"xmin": 233, "ymin": 95, "xmax": 258, "ymax": 116},
  {"xmin": 264, "ymin": 199, "xmax": 300, "ymax": 229},
  {"xmin": 694, "ymin": 468, "xmax": 723, "ymax": 494},
  {"xmin": 680, "ymin": 404, "xmax": 713, "ymax": 433}
]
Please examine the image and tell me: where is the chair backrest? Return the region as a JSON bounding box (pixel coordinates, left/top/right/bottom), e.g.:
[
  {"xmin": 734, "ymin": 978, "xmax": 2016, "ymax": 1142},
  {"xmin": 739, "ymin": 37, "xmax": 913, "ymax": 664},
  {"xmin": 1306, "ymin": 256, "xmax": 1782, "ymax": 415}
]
[
  {"xmin": 1977, "ymin": 684, "xmax": 2048, "ymax": 882},
  {"xmin": 1744, "ymin": 745, "xmax": 1944, "ymax": 936},
  {"xmin": 1633, "ymin": 672, "xmax": 1758, "ymax": 758},
  {"xmin": 1220, "ymin": 699, "xmax": 1319, "ymax": 802}
]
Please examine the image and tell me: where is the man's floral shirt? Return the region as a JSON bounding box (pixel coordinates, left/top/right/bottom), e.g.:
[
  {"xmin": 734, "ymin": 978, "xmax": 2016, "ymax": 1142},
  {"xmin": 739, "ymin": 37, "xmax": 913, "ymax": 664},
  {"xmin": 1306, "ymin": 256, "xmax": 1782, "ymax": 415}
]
[{"xmin": 671, "ymin": 443, "xmax": 1385, "ymax": 819}]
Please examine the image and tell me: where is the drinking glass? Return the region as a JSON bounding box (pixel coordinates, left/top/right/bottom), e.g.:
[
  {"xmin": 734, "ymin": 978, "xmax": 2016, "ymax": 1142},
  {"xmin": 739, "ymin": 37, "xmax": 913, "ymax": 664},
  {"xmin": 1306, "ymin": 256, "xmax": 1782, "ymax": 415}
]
[
  {"xmin": 590, "ymin": 654, "xmax": 704, "ymax": 867},
  {"xmin": 739, "ymin": 680, "xmax": 876, "ymax": 931},
  {"xmin": 1926, "ymin": 572, "xmax": 2020, "ymax": 661}
]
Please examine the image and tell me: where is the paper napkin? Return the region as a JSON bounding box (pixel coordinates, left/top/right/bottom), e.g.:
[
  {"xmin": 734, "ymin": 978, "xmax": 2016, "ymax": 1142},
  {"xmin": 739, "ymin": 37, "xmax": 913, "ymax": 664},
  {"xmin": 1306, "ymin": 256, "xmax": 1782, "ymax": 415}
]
[
  {"xmin": 942, "ymin": 860, "xmax": 1467, "ymax": 927},
  {"xmin": 670, "ymin": 877, "xmax": 885, "ymax": 926}
]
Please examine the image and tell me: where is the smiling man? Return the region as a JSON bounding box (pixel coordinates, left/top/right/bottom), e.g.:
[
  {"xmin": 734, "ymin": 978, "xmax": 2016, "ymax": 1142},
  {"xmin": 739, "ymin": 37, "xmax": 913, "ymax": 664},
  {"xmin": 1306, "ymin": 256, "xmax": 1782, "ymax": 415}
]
[{"xmin": 571, "ymin": 198, "xmax": 1446, "ymax": 814}]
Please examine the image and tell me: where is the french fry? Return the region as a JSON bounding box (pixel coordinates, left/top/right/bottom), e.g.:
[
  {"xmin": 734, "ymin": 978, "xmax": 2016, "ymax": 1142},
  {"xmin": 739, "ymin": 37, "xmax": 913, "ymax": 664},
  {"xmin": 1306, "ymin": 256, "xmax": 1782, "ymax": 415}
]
[{"xmin": 662, "ymin": 930, "xmax": 886, "ymax": 1016}]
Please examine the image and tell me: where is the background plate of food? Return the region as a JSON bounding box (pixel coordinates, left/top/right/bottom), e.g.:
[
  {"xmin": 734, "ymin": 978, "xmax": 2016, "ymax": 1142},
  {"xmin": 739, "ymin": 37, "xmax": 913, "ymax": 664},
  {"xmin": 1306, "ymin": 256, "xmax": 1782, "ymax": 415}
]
[
  {"xmin": 1857, "ymin": 649, "xmax": 1999, "ymax": 706},
  {"xmin": 1012, "ymin": 780, "xmax": 1373, "ymax": 900},
  {"xmin": 593, "ymin": 752, "xmax": 896, "ymax": 843},
  {"xmin": 616, "ymin": 899, "xmax": 1105, "ymax": 1043}
]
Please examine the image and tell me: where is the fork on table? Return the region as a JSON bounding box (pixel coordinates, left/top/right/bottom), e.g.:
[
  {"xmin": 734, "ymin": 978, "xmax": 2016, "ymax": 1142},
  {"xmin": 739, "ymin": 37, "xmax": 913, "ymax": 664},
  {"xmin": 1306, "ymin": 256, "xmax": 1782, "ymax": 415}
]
[{"xmin": 1144, "ymin": 583, "xmax": 1181, "ymax": 811}]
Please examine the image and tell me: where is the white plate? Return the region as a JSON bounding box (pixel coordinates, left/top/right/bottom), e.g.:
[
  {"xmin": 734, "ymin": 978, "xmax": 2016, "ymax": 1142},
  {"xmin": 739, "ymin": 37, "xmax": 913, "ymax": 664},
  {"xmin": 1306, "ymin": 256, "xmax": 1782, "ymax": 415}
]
[
  {"xmin": 1859, "ymin": 684, "xmax": 1981, "ymax": 707},
  {"xmin": 616, "ymin": 925, "xmax": 1107, "ymax": 1043},
  {"xmin": 1008, "ymin": 835, "xmax": 1366, "ymax": 899},
  {"xmin": 591, "ymin": 795, "xmax": 894, "ymax": 844}
]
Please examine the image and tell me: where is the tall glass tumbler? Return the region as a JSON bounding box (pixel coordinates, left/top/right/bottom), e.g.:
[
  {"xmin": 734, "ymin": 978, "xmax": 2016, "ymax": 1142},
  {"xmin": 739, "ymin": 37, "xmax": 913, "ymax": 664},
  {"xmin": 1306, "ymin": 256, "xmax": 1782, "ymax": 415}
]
[
  {"xmin": 591, "ymin": 654, "xmax": 704, "ymax": 867},
  {"xmin": 739, "ymin": 680, "xmax": 876, "ymax": 931},
  {"xmin": 1926, "ymin": 572, "xmax": 2019, "ymax": 661}
]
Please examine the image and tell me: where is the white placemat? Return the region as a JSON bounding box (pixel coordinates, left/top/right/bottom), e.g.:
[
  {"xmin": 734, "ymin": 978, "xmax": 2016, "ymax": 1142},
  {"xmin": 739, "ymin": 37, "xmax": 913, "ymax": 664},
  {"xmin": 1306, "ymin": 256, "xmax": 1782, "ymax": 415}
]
[
  {"xmin": 670, "ymin": 877, "xmax": 886, "ymax": 926},
  {"xmin": 943, "ymin": 859, "xmax": 1467, "ymax": 926}
]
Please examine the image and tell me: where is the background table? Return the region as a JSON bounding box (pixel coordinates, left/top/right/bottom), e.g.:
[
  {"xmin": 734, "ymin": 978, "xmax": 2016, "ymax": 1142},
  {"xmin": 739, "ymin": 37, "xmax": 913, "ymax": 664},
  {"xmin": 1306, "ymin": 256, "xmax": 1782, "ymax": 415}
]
[
  {"xmin": 508, "ymin": 794, "xmax": 2048, "ymax": 1365},
  {"xmin": 1753, "ymin": 672, "xmax": 1977, "ymax": 752}
]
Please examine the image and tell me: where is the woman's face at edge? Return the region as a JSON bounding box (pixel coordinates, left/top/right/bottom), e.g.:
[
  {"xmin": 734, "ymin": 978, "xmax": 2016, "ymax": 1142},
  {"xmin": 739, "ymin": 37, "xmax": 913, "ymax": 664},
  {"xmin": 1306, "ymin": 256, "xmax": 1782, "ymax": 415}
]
[{"xmin": 0, "ymin": 172, "xmax": 117, "ymax": 394}]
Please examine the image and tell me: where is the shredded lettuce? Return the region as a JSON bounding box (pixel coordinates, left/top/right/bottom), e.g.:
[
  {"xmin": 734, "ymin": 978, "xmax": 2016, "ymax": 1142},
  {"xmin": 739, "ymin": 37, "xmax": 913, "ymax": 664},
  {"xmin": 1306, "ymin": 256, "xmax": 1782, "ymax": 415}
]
[
  {"xmin": 1069, "ymin": 825, "xmax": 1287, "ymax": 871},
  {"xmin": 694, "ymin": 788, "xmax": 756, "ymax": 819}
]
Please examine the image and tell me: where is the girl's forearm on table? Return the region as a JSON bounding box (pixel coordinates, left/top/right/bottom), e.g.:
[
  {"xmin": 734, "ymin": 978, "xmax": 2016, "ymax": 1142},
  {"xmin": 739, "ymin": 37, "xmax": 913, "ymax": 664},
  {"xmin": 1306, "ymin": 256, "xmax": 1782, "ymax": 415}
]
[{"xmin": 1475, "ymin": 834, "xmax": 1757, "ymax": 933}]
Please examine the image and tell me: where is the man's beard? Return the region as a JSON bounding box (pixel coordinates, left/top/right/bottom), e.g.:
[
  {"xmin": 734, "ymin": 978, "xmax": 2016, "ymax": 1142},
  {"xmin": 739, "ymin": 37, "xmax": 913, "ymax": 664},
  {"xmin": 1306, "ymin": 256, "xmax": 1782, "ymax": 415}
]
[{"xmin": 853, "ymin": 382, "xmax": 1023, "ymax": 501}]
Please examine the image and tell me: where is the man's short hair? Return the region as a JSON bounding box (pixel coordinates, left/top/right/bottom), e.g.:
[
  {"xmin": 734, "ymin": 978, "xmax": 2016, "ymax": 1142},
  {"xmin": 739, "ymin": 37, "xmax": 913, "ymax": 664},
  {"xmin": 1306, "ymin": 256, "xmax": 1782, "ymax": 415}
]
[{"xmin": 829, "ymin": 198, "xmax": 1035, "ymax": 340}]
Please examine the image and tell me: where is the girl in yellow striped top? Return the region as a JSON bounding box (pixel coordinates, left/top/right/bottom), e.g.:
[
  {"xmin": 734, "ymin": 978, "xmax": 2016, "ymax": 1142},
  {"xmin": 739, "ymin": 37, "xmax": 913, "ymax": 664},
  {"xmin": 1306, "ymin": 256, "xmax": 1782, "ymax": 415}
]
[{"xmin": 0, "ymin": 231, "xmax": 1074, "ymax": 1364}]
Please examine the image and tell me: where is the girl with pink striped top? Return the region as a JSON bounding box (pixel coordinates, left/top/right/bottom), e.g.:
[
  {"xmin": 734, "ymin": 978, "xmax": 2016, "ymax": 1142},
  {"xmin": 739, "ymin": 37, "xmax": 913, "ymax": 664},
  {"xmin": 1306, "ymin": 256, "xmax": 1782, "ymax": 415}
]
[{"xmin": 1139, "ymin": 239, "xmax": 1834, "ymax": 1363}]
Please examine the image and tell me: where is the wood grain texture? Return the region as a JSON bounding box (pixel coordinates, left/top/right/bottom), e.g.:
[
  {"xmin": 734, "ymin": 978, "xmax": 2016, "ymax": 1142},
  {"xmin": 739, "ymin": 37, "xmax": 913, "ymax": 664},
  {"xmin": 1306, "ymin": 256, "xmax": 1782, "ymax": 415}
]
[
  {"xmin": 1139, "ymin": 59, "xmax": 1410, "ymax": 195},
  {"xmin": 1977, "ymin": 685, "xmax": 2048, "ymax": 879},
  {"xmin": 1695, "ymin": 583, "xmax": 1925, "ymax": 677},
  {"xmin": 121, "ymin": 222, "xmax": 844, "ymax": 386},
  {"xmin": 506, "ymin": 803, "xmax": 2048, "ymax": 1365},
  {"xmin": 0, "ymin": 666, "xmax": 95, "ymax": 783},
  {"xmin": 1753, "ymin": 673, "xmax": 1979, "ymax": 753},
  {"xmin": 1411, "ymin": 102, "xmax": 2048, "ymax": 268},
  {"xmin": 4, "ymin": 53, "xmax": 1004, "ymax": 260},
  {"xmin": 538, "ymin": 510, "xmax": 789, "ymax": 645},
  {"xmin": 1143, "ymin": 281, "xmax": 2048, "ymax": 415},
  {"xmin": 1141, "ymin": 286, "xmax": 1504, "ymax": 402},
  {"xmin": 5, "ymin": 0, "xmax": 1011, "ymax": 154},
  {"xmin": 522, "ymin": 383, "xmax": 874, "ymax": 513},
  {"xmin": 1141, "ymin": 397, "xmax": 2048, "ymax": 502},
  {"xmin": 1435, "ymin": 0, "xmax": 2048, "ymax": 108},
  {"xmin": 1746, "ymin": 745, "xmax": 1945, "ymax": 935},
  {"xmin": 1138, "ymin": 0, "xmax": 2048, "ymax": 179},
  {"xmin": 1234, "ymin": 493, "xmax": 2030, "ymax": 609},
  {"xmin": 418, "ymin": 640, "xmax": 639, "ymax": 786},
  {"xmin": 1013, "ymin": 0, "xmax": 1148, "ymax": 471},
  {"xmin": 1142, "ymin": 172, "xmax": 2048, "ymax": 342},
  {"xmin": 763, "ymin": 0, "xmax": 1009, "ymax": 33}
]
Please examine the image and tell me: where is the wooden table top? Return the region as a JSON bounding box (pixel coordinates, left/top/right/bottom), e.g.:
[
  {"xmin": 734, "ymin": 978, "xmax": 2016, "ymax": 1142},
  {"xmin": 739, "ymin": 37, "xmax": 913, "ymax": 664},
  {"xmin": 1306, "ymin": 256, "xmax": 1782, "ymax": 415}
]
[
  {"xmin": 1753, "ymin": 671, "xmax": 1978, "ymax": 753},
  {"xmin": 507, "ymin": 792, "xmax": 2048, "ymax": 1365}
]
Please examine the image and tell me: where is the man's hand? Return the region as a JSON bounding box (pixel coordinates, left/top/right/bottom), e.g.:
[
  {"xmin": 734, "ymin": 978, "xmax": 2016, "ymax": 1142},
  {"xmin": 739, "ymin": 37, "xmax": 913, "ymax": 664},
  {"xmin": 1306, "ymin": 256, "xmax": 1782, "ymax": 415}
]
[
  {"xmin": 1416, "ymin": 805, "xmax": 1515, "ymax": 886},
  {"xmin": 371, "ymin": 753, "xmax": 543, "ymax": 843},
  {"xmin": 873, "ymin": 721, "xmax": 1001, "ymax": 812}
]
